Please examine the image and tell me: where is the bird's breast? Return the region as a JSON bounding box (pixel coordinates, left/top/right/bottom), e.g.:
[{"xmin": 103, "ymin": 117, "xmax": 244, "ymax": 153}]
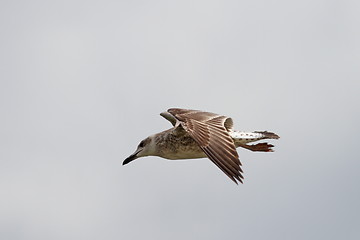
[{"xmin": 155, "ymin": 132, "xmax": 206, "ymax": 160}]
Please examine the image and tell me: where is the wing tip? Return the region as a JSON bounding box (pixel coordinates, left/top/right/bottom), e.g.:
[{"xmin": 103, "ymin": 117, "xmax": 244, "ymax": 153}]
[{"xmin": 231, "ymin": 176, "xmax": 244, "ymax": 185}]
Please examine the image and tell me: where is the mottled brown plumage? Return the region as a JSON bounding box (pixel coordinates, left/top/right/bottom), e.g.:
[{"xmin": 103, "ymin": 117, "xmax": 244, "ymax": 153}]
[
  {"xmin": 123, "ymin": 108, "xmax": 280, "ymax": 184},
  {"xmin": 167, "ymin": 108, "xmax": 243, "ymax": 183}
]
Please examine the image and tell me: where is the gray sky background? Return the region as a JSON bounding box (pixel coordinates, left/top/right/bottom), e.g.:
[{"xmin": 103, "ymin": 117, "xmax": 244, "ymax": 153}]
[{"xmin": 1, "ymin": 0, "xmax": 360, "ymax": 239}]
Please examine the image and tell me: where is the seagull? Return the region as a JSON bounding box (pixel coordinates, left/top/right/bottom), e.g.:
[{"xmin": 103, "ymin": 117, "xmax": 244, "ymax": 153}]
[{"xmin": 123, "ymin": 108, "xmax": 279, "ymax": 184}]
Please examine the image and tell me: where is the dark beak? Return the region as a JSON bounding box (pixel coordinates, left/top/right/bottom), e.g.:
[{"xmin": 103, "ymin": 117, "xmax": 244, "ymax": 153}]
[{"xmin": 123, "ymin": 153, "xmax": 139, "ymax": 165}]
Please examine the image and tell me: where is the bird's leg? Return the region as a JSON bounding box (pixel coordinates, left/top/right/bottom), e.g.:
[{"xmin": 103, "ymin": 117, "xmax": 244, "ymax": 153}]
[{"xmin": 238, "ymin": 143, "xmax": 275, "ymax": 152}]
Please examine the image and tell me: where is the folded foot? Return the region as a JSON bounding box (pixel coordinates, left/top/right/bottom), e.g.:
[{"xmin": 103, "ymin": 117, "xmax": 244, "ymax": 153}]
[{"xmin": 239, "ymin": 143, "xmax": 275, "ymax": 152}]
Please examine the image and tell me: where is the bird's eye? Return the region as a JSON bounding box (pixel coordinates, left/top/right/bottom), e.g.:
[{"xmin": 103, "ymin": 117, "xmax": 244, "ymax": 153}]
[{"xmin": 138, "ymin": 140, "xmax": 145, "ymax": 148}]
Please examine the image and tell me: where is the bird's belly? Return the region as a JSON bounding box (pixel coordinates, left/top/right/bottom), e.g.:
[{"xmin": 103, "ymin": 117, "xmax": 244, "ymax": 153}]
[
  {"xmin": 165, "ymin": 151, "xmax": 207, "ymax": 160},
  {"xmin": 160, "ymin": 144, "xmax": 206, "ymax": 160}
]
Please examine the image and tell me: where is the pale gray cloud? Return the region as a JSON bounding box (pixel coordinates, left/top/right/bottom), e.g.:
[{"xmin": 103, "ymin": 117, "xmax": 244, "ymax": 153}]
[{"xmin": 1, "ymin": 0, "xmax": 359, "ymax": 239}]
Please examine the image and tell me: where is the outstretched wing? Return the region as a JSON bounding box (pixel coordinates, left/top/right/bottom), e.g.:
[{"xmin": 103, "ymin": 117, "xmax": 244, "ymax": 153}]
[{"xmin": 167, "ymin": 108, "xmax": 243, "ymax": 184}]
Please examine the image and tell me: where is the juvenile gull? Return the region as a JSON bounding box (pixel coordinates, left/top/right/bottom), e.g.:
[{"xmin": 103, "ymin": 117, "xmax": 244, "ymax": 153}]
[{"xmin": 123, "ymin": 108, "xmax": 280, "ymax": 184}]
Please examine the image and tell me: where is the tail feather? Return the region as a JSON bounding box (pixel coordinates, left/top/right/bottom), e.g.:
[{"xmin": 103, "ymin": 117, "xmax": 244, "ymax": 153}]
[
  {"xmin": 231, "ymin": 130, "xmax": 279, "ymax": 151},
  {"xmin": 255, "ymin": 131, "xmax": 280, "ymax": 140}
]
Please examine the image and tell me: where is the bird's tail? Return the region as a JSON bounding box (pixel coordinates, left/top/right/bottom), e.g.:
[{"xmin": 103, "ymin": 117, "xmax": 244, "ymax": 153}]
[
  {"xmin": 254, "ymin": 131, "xmax": 280, "ymax": 140},
  {"xmin": 230, "ymin": 130, "xmax": 280, "ymax": 152},
  {"xmin": 230, "ymin": 131, "xmax": 279, "ymax": 143}
]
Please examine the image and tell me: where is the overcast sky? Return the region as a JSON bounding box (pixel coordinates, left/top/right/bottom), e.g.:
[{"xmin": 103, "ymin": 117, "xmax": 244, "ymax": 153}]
[{"xmin": 1, "ymin": 0, "xmax": 360, "ymax": 239}]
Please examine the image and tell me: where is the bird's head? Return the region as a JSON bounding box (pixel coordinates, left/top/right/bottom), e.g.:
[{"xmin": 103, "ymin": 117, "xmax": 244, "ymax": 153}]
[{"xmin": 123, "ymin": 136, "xmax": 155, "ymax": 165}]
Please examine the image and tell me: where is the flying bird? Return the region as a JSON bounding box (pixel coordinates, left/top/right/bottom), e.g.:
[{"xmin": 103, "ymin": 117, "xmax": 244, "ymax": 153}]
[{"xmin": 123, "ymin": 108, "xmax": 279, "ymax": 184}]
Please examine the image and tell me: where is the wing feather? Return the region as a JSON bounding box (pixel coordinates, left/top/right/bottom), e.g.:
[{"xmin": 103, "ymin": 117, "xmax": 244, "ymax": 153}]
[{"xmin": 167, "ymin": 108, "xmax": 243, "ymax": 184}]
